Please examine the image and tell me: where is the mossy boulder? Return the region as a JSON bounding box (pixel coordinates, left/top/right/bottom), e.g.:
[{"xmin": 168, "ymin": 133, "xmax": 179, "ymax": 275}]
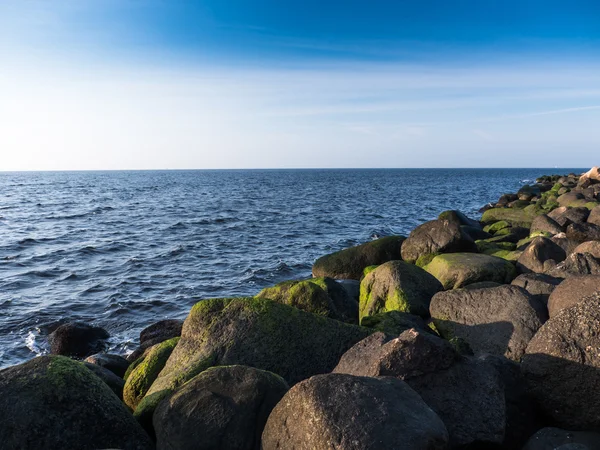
[
  {"xmin": 124, "ymin": 336, "xmax": 179, "ymax": 410},
  {"xmin": 401, "ymin": 219, "xmax": 477, "ymax": 264},
  {"xmin": 312, "ymin": 236, "xmax": 405, "ymax": 280},
  {"xmin": 359, "ymin": 260, "xmax": 443, "ymax": 320},
  {"xmin": 483, "ymin": 220, "xmax": 511, "ymax": 234},
  {"xmin": 360, "ymin": 310, "xmax": 430, "ymax": 335},
  {"xmin": 137, "ymin": 297, "xmax": 370, "ymax": 424},
  {"xmin": 48, "ymin": 322, "xmax": 109, "ymax": 359},
  {"xmin": 424, "ymin": 253, "xmax": 517, "ymax": 290},
  {"xmin": 256, "ymin": 277, "xmax": 358, "ymax": 323},
  {"xmin": 0, "ymin": 355, "xmax": 153, "ymax": 450},
  {"xmin": 481, "ymin": 208, "xmax": 539, "ymax": 228}
]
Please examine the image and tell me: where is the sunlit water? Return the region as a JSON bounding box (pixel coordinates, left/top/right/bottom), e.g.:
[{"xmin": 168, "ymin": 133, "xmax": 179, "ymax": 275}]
[{"xmin": 0, "ymin": 168, "xmax": 581, "ymax": 368}]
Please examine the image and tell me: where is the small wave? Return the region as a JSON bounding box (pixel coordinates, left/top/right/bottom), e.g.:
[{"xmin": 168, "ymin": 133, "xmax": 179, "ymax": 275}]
[
  {"xmin": 25, "ymin": 329, "xmax": 48, "ymax": 357},
  {"xmin": 18, "ymin": 238, "xmax": 38, "ymax": 246},
  {"xmin": 78, "ymin": 246, "xmax": 98, "ymax": 254}
]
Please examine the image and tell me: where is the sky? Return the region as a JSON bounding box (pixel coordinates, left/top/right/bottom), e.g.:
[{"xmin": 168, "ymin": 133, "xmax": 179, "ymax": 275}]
[{"xmin": 1, "ymin": 1, "xmax": 600, "ymax": 170}]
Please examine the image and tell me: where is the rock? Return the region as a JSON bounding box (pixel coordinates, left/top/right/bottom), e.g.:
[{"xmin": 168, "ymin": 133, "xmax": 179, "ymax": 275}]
[
  {"xmin": 548, "ymin": 206, "xmax": 569, "ymax": 220},
  {"xmin": 573, "ymin": 241, "xmax": 600, "ymax": 259},
  {"xmin": 124, "ymin": 337, "xmax": 180, "ymax": 410},
  {"xmin": 511, "ymin": 273, "xmax": 562, "ymax": 304},
  {"xmin": 523, "ymin": 427, "xmax": 600, "ymax": 450},
  {"xmin": 588, "ymin": 206, "xmax": 600, "ymax": 226},
  {"xmin": 336, "ymin": 279, "xmax": 360, "ymax": 302},
  {"xmin": 0, "ymin": 356, "xmax": 153, "ymax": 450},
  {"xmin": 581, "ymin": 166, "xmax": 600, "ymax": 183},
  {"xmin": 129, "ymin": 319, "xmax": 184, "ymax": 362},
  {"xmin": 401, "ymin": 219, "xmax": 477, "ymax": 264},
  {"xmin": 85, "ymin": 353, "xmax": 130, "ymax": 378},
  {"xmin": 359, "ymin": 261, "xmax": 442, "ymax": 320},
  {"xmin": 153, "ymin": 365, "xmax": 288, "ymax": 450},
  {"xmin": 360, "ymin": 310, "xmax": 429, "ymax": 335},
  {"xmin": 48, "ymin": 322, "xmax": 109, "ymax": 358},
  {"xmin": 137, "ymin": 297, "xmax": 370, "ymax": 423},
  {"xmin": 333, "ymin": 330, "xmax": 505, "ymax": 448},
  {"xmin": 522, "ymin": 292, "xmax": 600, "ymax": 429},
  {"xmin": 261, "ymin": 373, "xmax": 449, "ymax": 450},
  {"xmin": 84, "ymin": 362, "xmax": 126, "ymax": 399},
  {"xmin": 554, "ymin": 207, "xmax": 590, "ymax": 227},
  {"xmin": 430, "ymin": 285, "xmax": 546, "ymax": 361},
  {"xmin": 547, "ymin": 275, "xmax": 600, "ymax": 317},
  {"xmin": 438, "ymin": 210, "xmax": 481, "ymax": 229},
  {"xmin": 257, "ymin": 277, "xmax": 358, "ymax": 323},
  {"xmin": 545, "ymin": 252, "xmax": 600, "ymax": 278},
  {"xmin": 567, "ymin": 222, "xmax": 600, "ymax": 243},
  {"xmin": 558, "ymin": 192, "xmax": 588, "ymax": 208},
  {"xmin": 481, "ymin": 207, "xmax": 538, "ymax": 228},
  {"xmin": 531, "ymin": 214, "xmax": 565, "ymax": 235},
  {"xmin": 461, "ymin": 225, "xmax": 491, "ymax": 241},
  {"xmin": 552, "ymin": 233, "xmax": 581, "ymax": 255},
  {"xmin": 424, "ymin": 253, "xmax": 517, "ymax": 290},
  {"xmin": 312, "ymin": 236, "xmax": 405, "ymax": 280},
  {"xmin": 516, "ymin": 237, "xmax": 567, "ymax": 274},
  {"xmin": 480, "ymin": 354, "xmax": 544, "ymax": 450}
]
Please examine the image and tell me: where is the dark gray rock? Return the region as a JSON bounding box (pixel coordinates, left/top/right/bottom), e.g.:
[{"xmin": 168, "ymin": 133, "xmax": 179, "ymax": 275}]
[
  {"xmin": 261, "ymin": 373, "xmax": 449, "ymax": 450},
  {"xmin": 555, "ymin": 207, "xmax": 590, "ymax": 227},
  {"xmin": 547, "ymin": 275, "xmax": 600, "ymax": 317},
  {"xmin": 336, "ymin": 279, "xmax": 360, "ymax": 303},
  {"xmin": 567, "ymin": 222, "xmax": 600, "ymax": 243},
  {"xmin": 545, "ymin": 252, "xmax": 600, "ymax": 278},
  {"xmin": 430, "ymin": 285, "xmax": 547, "ymax": 361},
  {"xmin": 0, "ymin": 356, "xmax": 153, "ymax": 450},
  {"xmin": 153, "ymin": 365, "xmax": 289, "ymax": 450},
  {"xmin": 531, "ymin": 214, "xmax": 565, "ymax": 235},
  {"xmin": 359, "ymin": 310, "xmax": 429, "ymax": 335},
  {"xmin": 48, "ymin": 322, "xmax": 109, "ymax": 358},
  {"xmin": 516, "ymin": 237, "xmax": 566, "ymax": 274},
  {"xmin": 401, "ymin": 219, "xmax": 477, "ymax": 264},
  {"xmin": 511, "ymin": 273, "xmax": 562, "ymax": 304},
  {"xmin": 85, "ymin": 353, "xmax": 130, "ymax": 378},
  {"xmin": 552, "ymin": 233, "xmax": 581, "ymax": 255},
  {"xmin": 84, "ymin": 362, "xmax": 125, "ymax": 399},
  {"xmin": 128, "ymin": 319, "xmax": 184, "ymax": 362},
  {"xmin": 523, "ymin": 427, "xmax": 600, "ymax": 450},
  {"xmin": 522, "ymin": 292, "xmax": 600, "ymax": 429}
]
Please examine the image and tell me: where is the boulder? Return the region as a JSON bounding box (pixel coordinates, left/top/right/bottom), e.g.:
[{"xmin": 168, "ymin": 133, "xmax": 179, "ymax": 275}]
[
  {"xmin": 137, "ymin": 297, "xmax": 370, "ymax": 423},
  {"xmin": 547, "ymin": 275, "xmax": 600, "ymax": 317},
  {"xmin": 359, "ymin": 261, "xmax": 442, "ymax": 320},
  {"xmin": 424, "ymin": 253, "xmax": 517, "ymax": 290},
  {"xmin": 85, "ymin": 353, "xmax": 130, "ymax": 378},
  {"xmin": 581, "ymin": 166, "xmax": 600, "ymax": 183},
  {"xmin": 312, "ymin": 236, "xmax": 405, "ymax": 280},
  {"xmin": 511, "ymin": 273, "xmax": 562, "ymax": 304},
  {"xmin": 481, "ymin": 207, "xmax": 538, "ymax": 228},
  {"xmin": 573, "ymin": 241, "xmax": 600, "ymax": 259},
  {"xmin": 552, "ymin": 233, "xmax": 581, "ymax": 255},
  {"xmin": 531, "ymin": 214, "xmax": 565, "ymax": 235},
  {"xmin": 257, "ymin": 277, "xmax": 358, "ymax": 323},
  {"xmin": 153, "ymin": 365, "xmax": 289, "ymax": 450},
  {"xmin": 360, "ymin": 310, "xmax": 429, "ymax": 335},
  {"xmin": 336, "ymin": 279, "xmax": 360, "ymax": 302},
  {"xmin": 588, "ymin": 206, "xmax": 600, "ymax": 226},
  {"xmin": 83, "ymin": 361, "xmax": 125, "ymax": 399},
  {"xmin": 438, "ymin": 210, "xmax": 481, "ymax": 229},
  {"xmin": 548, "ymin": 206, "xmax": 569, "ymax": 221},
  {"xmin": 558, "ymin": 192, "xmax": 587, "ymax": 208},
  {"xmin": 401, "ymin": 219, "xmax": 477, "ymax": 264},
  {"xmin": 48, "ymin": 322, "xmax": 109, "ymax": 358},
  {"xmin": 0, "ymin": 356, "xmax": 153, "ymax": 450},
  {"xmin": 523, "ymin": 427, "xmax": 600, "ymax": 450},
  {"xmin": 261, "ymin": 373, "xmax": 449, "ymax": 450},
  {"xmin": 545, "ymin": 252, "xmax": 600, "ymax": 278},
  {"xmin": 554, "ymin": 207, "xmax": 590, "ymax": 227},
  {"xmin": 521, "ymin": 292, "xmax": 600, "ymax": 429},
  {"xmin": 430, "ymin": 285, "xmax": 547, "ymax": 361},
  {"xmin": 129, "ymin": 319, "xmax": 184, "ymax": 362},
  {"xmin": 516, "ymin": 237, "xmax": 567, "ymax": 274},
  {"xmin": 124, "ymin": 337, "xmax": 180, "ymax": 410},
  {"xmin": 567, "ymin": 222, "xmax": 600, "ymax": 243},
  {"xmin": 333, "ymin": 330, "xmax": 505, "ymax": 448}
]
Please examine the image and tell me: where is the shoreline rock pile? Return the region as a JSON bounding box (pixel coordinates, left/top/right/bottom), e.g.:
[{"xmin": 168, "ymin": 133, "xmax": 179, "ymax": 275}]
[{"xmin": 2, "ymin": 167, "xmax": 600, "ymax": 449}]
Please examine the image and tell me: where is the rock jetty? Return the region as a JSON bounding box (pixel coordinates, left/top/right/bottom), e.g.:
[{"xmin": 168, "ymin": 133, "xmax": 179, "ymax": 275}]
[{"xmin": 2, "ymin": 167, "xmax": 600, "ymax": 449}]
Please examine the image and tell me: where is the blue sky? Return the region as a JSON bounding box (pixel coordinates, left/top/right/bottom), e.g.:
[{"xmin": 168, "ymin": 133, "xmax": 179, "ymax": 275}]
[{"xmin": 1, "ymin": 0, "xmax": 599, "ymax": 170}]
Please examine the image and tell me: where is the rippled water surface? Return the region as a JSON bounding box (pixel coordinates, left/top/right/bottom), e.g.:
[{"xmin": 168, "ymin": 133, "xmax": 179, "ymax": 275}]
[{"xmin": 0, "ymin": 169, "xmax": 579, "ymax": 367}]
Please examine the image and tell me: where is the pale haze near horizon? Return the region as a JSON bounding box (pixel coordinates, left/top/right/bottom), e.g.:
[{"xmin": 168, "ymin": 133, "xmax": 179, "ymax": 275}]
[{"xmin": 1, "ymin": 1, "xmax": 599, "ymax": 171}]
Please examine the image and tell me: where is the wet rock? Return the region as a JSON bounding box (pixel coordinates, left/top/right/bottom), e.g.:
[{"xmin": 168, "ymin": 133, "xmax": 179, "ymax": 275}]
[
  {"xmin": 333, "ymin": 330, "xmax": 505, "ymax": 448},
  {"xmin": 48, "ymin": 322, "xmax": 109, "ymax": 359},
  {"xmin": 312, "ymin": 236, "xmax": 405, "ymax": 280},
  {"xmin": 0, "ymin": 355, "xmax": 153, "ymax": 450},
  {"xmin": 261, "ymin": 373, "xmax": 449, "ymax": 450},
  {"xmin": 128, "ymin": 319, "xmax": 184, "ymax": 362},
  {"xmin": 547, "ymin": 275, "xmax": 600, "ymax": 317},
  {"xmin": 516, "ymin": 236, "xmax": 566, "ymax": 274},
  {"xmin": 401, "ymin": 219, "xmax": 477, "ymax": 264},
  {"xmin": 424, "ymin": 253, "xmax": 516, "ymax": 290},
  {"xmin": 154, "ymin": 365, "xmax": 288, "ymax": 450},
  {"xmin": 359, "ymin": 260, "xmax": 442, "ymax": 320},
  {"xmin": 430, "ymin": 285, "xmax": 546, "ymax": 361},
  {"xmin": 523, "ymin": 427, "xmax": 600, "ymax": 450},
  {"xmin": 85, "ymin": 353, "xmax": 130, "ymax": 378},
  {"xmin": 522, "ymin": 292, "xmax": 600, "ymax": 429}
]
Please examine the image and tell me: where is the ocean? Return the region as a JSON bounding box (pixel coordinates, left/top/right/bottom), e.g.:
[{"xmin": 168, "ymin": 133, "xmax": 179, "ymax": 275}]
[{"xmin": 0, "ymin": 168, "xmax": 582, "ymax": 368}]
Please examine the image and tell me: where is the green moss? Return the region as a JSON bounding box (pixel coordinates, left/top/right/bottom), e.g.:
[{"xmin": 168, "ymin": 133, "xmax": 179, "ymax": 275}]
[
  {"xmin": 481, "ymin": 208, "xmax": 538, "ymax": 228},
  {"xmin": 483, "ymin": 220, "xmax": 510, "ymax": 234},
  {"xmin": 415, "ymin": 253, "xmax": 438, "ymax": 268},
  {"xmin": 586, "ymin": 201, "xmax": 600, "ymax": 210},
  {"xmin": 123, "ymin": 336, "xmax": 180, "ymax": 410},
  {"xmin": 124, "ymin": 355, "xmax": 145, "ymax": 381},
  {"xmin": 362, "ymin": 265, "xmax": 379, "ymax": 277}
]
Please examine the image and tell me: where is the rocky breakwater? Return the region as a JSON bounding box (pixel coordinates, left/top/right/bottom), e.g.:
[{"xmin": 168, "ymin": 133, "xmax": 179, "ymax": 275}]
[{"xmin": 2, "ymin": 168, "xmax": 600, "ymax": 449}]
